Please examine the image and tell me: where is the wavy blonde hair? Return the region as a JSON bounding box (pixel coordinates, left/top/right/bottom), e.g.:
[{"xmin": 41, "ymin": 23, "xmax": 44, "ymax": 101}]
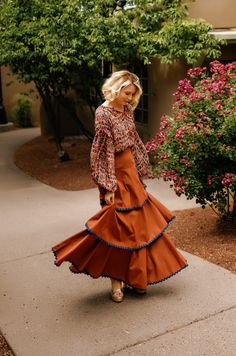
[{"xmin": 102, "ymin": 70, "xmax": 142, "ymax": 109}]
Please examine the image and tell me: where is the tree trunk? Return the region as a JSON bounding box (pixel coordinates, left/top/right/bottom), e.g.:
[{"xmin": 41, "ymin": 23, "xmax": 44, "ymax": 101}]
[
  {"xmin": 57, "ymin": 95, "xmax": 94, "ymax": 142},
  {"xmin": 36, "ymin": 84, "xmax": 70, "ymax": 161}
]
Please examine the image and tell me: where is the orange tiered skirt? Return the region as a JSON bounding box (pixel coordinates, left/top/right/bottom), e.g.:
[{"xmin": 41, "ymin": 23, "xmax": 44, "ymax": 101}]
[{"xmin": 52, "ymin": 149, "xmax": 187, "ymax": 289}]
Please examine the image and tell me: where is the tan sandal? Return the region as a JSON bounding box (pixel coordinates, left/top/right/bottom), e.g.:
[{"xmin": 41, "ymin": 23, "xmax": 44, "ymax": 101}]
[
  {"xmin": 111, "ymin": 288, "xmax": 124, "ymax": 303},
  {"xmin": 123, "ymin": 284, "xmax": 146, "ymax": 294},
  {"xmin": 133, "ymin": 288, "xmax": 147, "ymax": 295}
]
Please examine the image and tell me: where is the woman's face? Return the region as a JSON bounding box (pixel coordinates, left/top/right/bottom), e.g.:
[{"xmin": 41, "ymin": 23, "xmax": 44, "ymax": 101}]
[{"xmin": 115, "ymin": 84, "xmax": 137, "ymax": 107}]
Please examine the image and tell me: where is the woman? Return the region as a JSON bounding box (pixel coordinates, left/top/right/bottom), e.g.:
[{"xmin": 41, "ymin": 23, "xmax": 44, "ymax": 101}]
[{"xmin": 52, "ymin": 70, "xmax": 187, "ymax": 303}]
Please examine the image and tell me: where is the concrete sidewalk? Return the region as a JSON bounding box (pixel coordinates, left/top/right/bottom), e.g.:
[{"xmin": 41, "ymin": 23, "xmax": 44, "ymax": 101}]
[{"xmin": 0, "ymin": 128, "xmax": 236, "ymax": 356}]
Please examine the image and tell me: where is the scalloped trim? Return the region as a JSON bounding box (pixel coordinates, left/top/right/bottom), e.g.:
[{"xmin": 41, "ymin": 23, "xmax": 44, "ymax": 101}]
[
  {"xmin": 85, "ymin": 216, "xmax": 176, "ymax": 251},
  {"xmin": 52, "ymin": 247, "xmax": 56, "ymax": 258},
  {"xmin": 53, "ymin": 255, "xmax": 188, "ymax": 289},
  {"xmin": 115, "ymin": 196, "xmax": 148, "ymax": 212},
  {"xmin": 148, "ymin": 263, "xmax": 188, "ymax": 286}
]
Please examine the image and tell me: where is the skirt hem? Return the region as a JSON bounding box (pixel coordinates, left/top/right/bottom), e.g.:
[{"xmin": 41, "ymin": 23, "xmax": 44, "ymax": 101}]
[
  {"xmin": 85, "ymin": 215, "xmax": 176, "ymax": 251},
  {"xmin": 52, "ymin": 254, "xmax": 188, "ymax": 289},
  {"xmin": 115, "ymin": 195, "xmax": 148, "ymax": 211}
]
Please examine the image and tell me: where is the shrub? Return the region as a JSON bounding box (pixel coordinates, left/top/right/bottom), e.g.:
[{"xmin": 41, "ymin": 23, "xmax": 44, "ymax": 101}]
[
  {"xmin": 146, "ymin": 60, "xmax": 236, "ymax": 221},
  {"xmin": 12, "ymin": 94, "xmax": 32, "ymax": 128}
]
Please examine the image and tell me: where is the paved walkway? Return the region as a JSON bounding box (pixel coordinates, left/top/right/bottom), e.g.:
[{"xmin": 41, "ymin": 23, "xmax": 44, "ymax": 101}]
[{"xmin": 0, "ymin": 128, "xmax": 236, "ymax": 356}]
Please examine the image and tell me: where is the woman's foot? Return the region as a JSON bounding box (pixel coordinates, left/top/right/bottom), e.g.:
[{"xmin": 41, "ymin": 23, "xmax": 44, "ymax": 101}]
[
  {"xmin": 133, "ymin": 288, "xmax": 147, "ymax": 295},
  {"xmin": 123, "ymin": 284, "xmax": 147, "ymax": 295},
  {"xmin": 111, "ymin": 278, "xmax": 124, "ymax": 303},
  {"xmin": 111, "ymin": 288, "xmax": 124, "ymax": 303}
]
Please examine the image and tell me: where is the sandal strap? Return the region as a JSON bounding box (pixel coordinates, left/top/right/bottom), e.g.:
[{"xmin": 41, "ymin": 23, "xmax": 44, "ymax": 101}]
[{"xmin": 112, "ymin": 288, "xmax": 123, "ymax": 296}]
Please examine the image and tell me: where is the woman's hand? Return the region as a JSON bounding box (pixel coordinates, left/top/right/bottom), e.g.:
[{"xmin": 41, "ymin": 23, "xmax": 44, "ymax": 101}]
[{"xmin": 105, "ymin": 191, "xmax": 115, "ymax": 205}]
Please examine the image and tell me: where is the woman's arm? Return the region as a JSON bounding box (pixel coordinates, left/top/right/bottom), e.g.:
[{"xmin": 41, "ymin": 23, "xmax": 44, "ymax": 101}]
[{"xmin": 90, "ymin": 110, "xmax": 117, "ymax": 193}]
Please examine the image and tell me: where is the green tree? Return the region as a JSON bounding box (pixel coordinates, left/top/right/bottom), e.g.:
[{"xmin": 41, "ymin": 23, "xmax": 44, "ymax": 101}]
[{"xmin": 0, "ymin": 0, "xmax": 222, "ymax": 158}]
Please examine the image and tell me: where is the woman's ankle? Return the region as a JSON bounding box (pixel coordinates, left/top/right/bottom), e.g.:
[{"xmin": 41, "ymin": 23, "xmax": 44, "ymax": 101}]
[{"xmin": 111, "ymin": 278, "xmax": 122, "ymax": 291}]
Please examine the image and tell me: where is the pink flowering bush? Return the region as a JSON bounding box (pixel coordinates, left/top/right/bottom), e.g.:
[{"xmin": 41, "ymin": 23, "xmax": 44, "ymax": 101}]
[{"xmin": 146, "ymin": 61, "xmax": 236, "ymax": 221}]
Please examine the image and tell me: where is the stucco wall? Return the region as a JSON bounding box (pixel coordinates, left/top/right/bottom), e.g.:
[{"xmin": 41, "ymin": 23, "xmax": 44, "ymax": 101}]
[
  {"xmin": 188, "ymin": 0, "xmax": 236, "ymax": 28},
  {"xmin": 1, "ymin": 66, "xmax": 40, "ymax": 127},
  {"xmin": 1, "ymin": 66, "xmax": 92, "ymax": 136},
  {"xmin": 148, "ymin": 60, "xmax": 188, "ymax": 137}
]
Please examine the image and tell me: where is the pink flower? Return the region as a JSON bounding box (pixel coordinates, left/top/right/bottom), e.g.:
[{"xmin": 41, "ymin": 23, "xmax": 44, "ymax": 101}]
[
  {"xmin": 186, "ymin": 123, "xmax": 195, "ymax": 130},
  {"xmin": 191, "ymin": 143, "xmax": 197, "ymax": 151},
  {"xmin": 210, "ymin": 61, "xmax": 226, "ymax": 75},
  {"xmin": 174, "ymin": 99, "xmax": 186, "ymax": 109},
  {"xmin": 225, "ymin": 62, "xmax": 236, "ymax": 72},
  {"xmin": 211, "ymin": 99, "xmax": 223, "ymax": 110},
  {"xmin": 197, "ymin": 123, "xmax": 204, "ymax": 129},
  {"xmin": 207, "ymin": 80, "xmax": 226, "ymax": 94},
  {"xmin": 187, "ymin": 67, "xmax": 207, "ymax": 78},
  {"xmin": 203, "ymin": 128, "xmax": 211, "ymax": 136},
  {"xmin": 221, "ymin": 173, "xmax": 233, "ymax": 187},
  {"xmin": 155, "ymin": 131, "xmax": 166, "ymax": 145},
  {"xmin": 174, "ymin": 186, "xmax": 183, "ymax": 196},
  {"xmin": 160, "ymin": 153, "xmax": 169, "ymax": 159},
  {"xmin": 174, "ymin": 79, "xmax": 194, "ymax": 101},
  {"xmin": 175, "ymin": 128, "xmax": 185, "ymax": 139},
  {"xmin": 145, "ymin": 139, "xmax": 157, "ymax": 153},
  {"xmin": 189, "ymin": 91, "xmax": 203, "ymax": 101},
  {"xmin": 159, "ymin": 115, "xmax": 171, "ymax": 130}
]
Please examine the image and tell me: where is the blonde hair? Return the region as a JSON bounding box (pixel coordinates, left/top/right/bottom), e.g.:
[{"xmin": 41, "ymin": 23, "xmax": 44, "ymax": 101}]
[{"xmin": 102, "ymin": 70, "xmax": 142, "ymax": 109}]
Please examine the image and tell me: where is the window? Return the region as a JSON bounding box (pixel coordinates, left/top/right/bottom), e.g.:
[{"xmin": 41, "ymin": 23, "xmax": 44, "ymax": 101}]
[
  {"xmin": 130, "ymin": 62, "xmax": 148, "ymax": 125},
  {"xmin": 102, "ymin": 61, "xmax": 113, "ymax": 78},
  {"xmin": 89, "ymin": 61, "xmax": 113, "ymax": 108}
]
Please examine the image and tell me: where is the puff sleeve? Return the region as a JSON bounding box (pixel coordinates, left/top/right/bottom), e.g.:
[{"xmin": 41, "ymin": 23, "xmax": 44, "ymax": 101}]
[
  {"xmin": 90, "ymin": 111, "xmax": 116, "ymax": 192},
  {"xmin": 131, "ymin": 129, "xmax": 150, "ymax": 177}
]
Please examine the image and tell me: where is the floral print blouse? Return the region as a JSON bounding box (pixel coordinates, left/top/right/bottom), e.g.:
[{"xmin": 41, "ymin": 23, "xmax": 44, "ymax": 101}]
[{"xmin": 90, "ymin": 104, "xmax": 150, "ymax": 192}]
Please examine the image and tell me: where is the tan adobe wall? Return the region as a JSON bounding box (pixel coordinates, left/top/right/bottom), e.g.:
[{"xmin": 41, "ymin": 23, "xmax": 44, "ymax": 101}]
[
  {"xmin": 1, "ymin": 66, "xmax": 92, "ymax": 136},
  {"xmin": 188, "ymin": 0, "xmax": 236, "ymax": 28},
  {"xmin": 148, "ymin": 60, "xmax": 188, "ymax": 137},
  {"xmin": 1, "ymin": 66, "xmax": 41, "ymax": 127}
]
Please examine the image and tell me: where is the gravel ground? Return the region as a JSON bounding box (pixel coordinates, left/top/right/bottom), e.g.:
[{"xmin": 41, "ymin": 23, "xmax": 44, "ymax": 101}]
[{"xmin": 0, "ymin": 332, "xmax": 14, "ymax": 356}]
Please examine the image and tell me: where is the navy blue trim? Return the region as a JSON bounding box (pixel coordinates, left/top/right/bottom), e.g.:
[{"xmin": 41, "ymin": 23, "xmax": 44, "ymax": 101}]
[
  {"xmin": 148, "ymin": 263, "xmax": 188, "ymax": 286},
  {"xmin": 85, "ymin": 216, "xmax": 176, "ymax": 251},
  {"xmin": 52, "ymin": 247, "xmax": 62, "ymax": 266},
  {"xmin": 52, "ymin": 247, "xmax": 56, "ymax": 259},
  {"xmin": 54, "ymin": 257, "xmax": 188, "ymax": 289},
  {"xmin": 115, "ymin": 196, "xmax": 148, "ymax": 212}
]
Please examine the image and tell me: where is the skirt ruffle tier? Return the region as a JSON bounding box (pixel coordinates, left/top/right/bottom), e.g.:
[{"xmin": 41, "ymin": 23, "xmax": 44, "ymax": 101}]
[{"xmin": 52, "ymin": 149, "xmax": 187, "ymax": 289}]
